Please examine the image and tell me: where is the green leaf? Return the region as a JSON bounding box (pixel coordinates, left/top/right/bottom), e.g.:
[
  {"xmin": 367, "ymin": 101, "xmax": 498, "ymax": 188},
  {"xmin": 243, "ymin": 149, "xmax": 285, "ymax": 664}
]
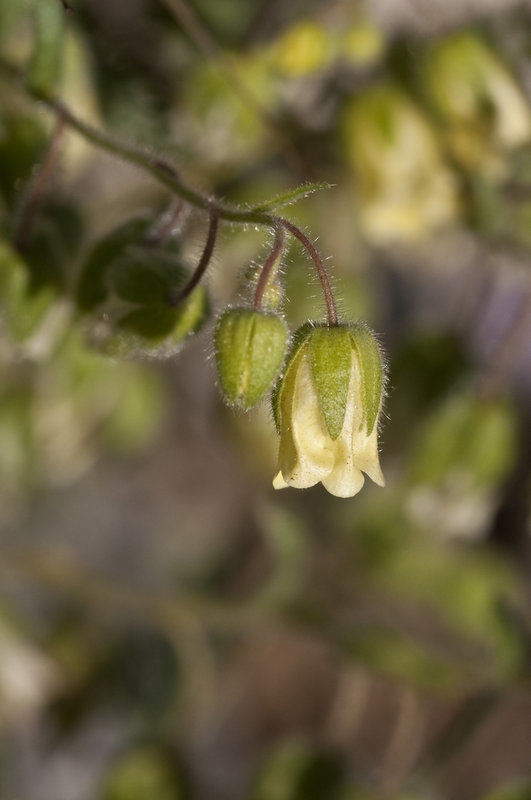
[
  {"xmin": 350, "ymin": 323, "xmax": 384, "ymax": 435},
  {"xmin": 27, "ymin": 0, "xmax": 66, "ymax": 99},
  {"xmin": 251, "ymin": 743, "xmax": 344, "ymax": 800},
  {"xmin": 253, "ymin": 182, "xmax": 332, "ymax": 212},
  {"xmin": 109, "ymin": 251, "xmax": 189, "ymax": 305},
  {"xmin": 76, "ymin": 217, "xmax": 151, "ymax": 311},
  {"xmin": 0, "ymin": 112, "xmax": 47, "ymax": 204},
  {"xmin": 410, "ymin": 393, "xmax": 516, "ymax": 488},
  {"xmin": 117, "ymin": 306, "xmax": 180, "ymax": 340},
  {"xmin": 309, "ymin": 326, "xmax": 352, "ymax": 440},
  {"xmin": 103, "ymin": 746, "xmax": 182, "ymax": 800},
  {"xmin": 112, "ymin": 284, "xmax": 209, "ymax": 348},
  {"xmin": 0, "ymin": 240, "xmax": 56, "ymax": 341}
]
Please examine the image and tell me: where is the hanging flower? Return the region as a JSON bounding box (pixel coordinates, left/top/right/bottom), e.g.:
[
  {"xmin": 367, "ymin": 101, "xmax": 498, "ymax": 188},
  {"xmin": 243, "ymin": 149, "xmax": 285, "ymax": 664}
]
[{"xmin": 273, "ymin": 323, "xmax": 385, "ymax": 498}]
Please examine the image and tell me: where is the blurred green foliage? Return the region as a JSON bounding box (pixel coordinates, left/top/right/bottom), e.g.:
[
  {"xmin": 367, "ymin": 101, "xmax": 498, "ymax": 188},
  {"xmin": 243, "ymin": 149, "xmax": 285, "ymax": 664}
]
[{"xmin": 0, "ymin": 1, "xmax": 531, "ymax": 800}]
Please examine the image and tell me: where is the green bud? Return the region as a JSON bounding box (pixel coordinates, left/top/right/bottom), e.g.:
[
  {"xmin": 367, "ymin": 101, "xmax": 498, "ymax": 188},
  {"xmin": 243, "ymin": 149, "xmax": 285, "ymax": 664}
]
[{"xmin": 215, "ymin": 309, "xmax": 289, "ymax": 410}]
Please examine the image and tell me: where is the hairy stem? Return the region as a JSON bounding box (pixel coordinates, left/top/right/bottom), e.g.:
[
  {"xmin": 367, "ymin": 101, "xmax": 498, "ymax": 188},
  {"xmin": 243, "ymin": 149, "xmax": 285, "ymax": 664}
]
[
  {"xmin": 0, "ymin": 57, "xmax": 339, "ymax": 320},
  {"xmin": 170, "ymin": 202, "xmax": 219, "ymax": 305},
  {"xmin": 254, "ymin": 224, "xmax": 285, "ymax": 311},
  {"xmin": 143, "ymin": 197, "xmax": 185, "ymax": 247},
  {"xmin": 278, "ymin": 218, "xmax": 339, "ymax": 325}
]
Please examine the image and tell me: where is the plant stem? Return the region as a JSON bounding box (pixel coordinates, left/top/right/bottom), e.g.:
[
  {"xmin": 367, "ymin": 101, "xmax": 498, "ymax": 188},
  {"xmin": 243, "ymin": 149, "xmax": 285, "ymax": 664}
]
[
  {"xmin": 13, "ymin": 111, "xmax": 67, "ymax": 252},
  {"xmin": 254, "ymin": 223, "xmax": 285, "ymax": 311},
  {"xmin": 0, "ymin": 55, "xmax": 340, "ymax": 320},
  {"xmin": 278, "ymin": 218, "xmax": 339, "ymax": 325},
  {"xmin": 143, "ymin": 197, "xmax": 185, "ymax": 247},
  {"xmin": 170, "ymin": 202, "xmax": 219, "ymax": 305}
]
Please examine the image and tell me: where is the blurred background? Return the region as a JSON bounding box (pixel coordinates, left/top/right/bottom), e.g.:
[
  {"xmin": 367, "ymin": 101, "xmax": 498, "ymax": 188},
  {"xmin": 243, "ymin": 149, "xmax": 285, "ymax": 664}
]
[{"xmin": 1, "ymin": 0, "xmax": 531, "ymax": 798}]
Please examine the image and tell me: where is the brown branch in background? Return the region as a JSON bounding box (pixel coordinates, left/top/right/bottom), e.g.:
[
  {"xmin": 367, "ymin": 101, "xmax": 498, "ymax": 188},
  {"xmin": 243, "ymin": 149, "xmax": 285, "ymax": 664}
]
[
  {"xmin": 158, "ymin": 0, "xmax": 308, "ymax": 177},
  {"xmin": 169, "ymin": 202, "xmax": 219, "ymax": 305},
  {"xmin": 476, "ymin": 286, "xmax": 531, "ymax": 399},
  {"xmin": 13, "ymin": 112, "xmax": 67, "ymax": 253},
  {"xmin": 379, "ymin": 687, "xmax": 425, "ymax": 796}
]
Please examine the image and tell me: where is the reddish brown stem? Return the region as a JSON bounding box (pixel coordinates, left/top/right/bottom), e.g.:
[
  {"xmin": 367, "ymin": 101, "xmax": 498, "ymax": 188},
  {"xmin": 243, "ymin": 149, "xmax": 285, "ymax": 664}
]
[
  {"xmin": 143, "ymin": 197, "xmax": 185, "ymax": 248},
  {"xmin": 278, "ymin": 218, "xmax": 338, "ymax": 325},
  {"xmin": 14, "ymin": 113, "xmax": 67, "ymax": 252},
  {"xmin": 169, "ymin": 203, "xmax": 219, "ymax": 305},
  {"xmin": 253, "ymin": 224, "xmax": 285, "ymax": 311}
]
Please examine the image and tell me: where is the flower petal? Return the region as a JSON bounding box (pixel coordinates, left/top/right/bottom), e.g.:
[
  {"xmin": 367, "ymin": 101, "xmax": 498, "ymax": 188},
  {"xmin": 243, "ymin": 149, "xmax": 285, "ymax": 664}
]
[{"xmin": 274, "ymin": 352, "xmax": 334, "ymax": 489}]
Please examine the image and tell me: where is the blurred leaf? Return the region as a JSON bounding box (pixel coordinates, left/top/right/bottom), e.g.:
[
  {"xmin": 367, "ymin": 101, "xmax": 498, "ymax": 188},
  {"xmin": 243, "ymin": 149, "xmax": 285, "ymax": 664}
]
[
  {"xmin": 345, "ymin": 627, "xmax": 458, "ymax": 690},
  {"xmin": 0, "ymin": 238, "xmax": 57, "ymax": 341},
  {"xmin": 109, "ymin": 251, "xmax": 189, "ymax": 305},
  {"xmin": 409, "ymin": 392, "xmax": 517, "ymax": 489},
  {"xmin": 27, "ymin": 0, "xmax": 65, "ymax": 100},
  {"xmin": 76, "ymin": 217, "xmax": 151, "ymax": 311},
  {"xmin": 21, "ymin": 199, "xmax": 84, "ymax": 291},
  {"xmin": 103, "ymin": 745, "xmax": 183, "ymax": 800},
  {"xmin": 481, "ymin": 782, "xmax": 531, "ymax": 800},
  {"xmin": 0, "ymin": 111, "xmax": 47, "ymax": 204},
  {"xmin": 251, "ymin": 743, "xmax": 344, "ymax": 800}
]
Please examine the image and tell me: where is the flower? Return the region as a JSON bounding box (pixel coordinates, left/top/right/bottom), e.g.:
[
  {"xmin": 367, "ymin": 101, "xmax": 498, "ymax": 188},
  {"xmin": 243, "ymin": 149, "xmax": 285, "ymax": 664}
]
[{"xmin": 273, "ymin": 323, "xmax": 385, "ymax": 498}]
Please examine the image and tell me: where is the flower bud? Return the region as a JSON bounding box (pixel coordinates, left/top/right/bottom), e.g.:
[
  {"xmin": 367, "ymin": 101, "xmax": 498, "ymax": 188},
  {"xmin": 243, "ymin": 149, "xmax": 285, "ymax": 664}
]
[
  {"xmin": 273, "ymin": 322, "xmax": 385, "ymax": 497},
  {"xmin": 215, "ymin": 309, "xmax": 289, "ymax": 411}
]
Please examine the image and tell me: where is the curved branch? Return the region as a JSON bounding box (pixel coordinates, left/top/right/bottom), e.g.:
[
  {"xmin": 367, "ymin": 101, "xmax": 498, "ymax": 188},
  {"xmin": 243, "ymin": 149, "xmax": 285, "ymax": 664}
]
[
  {"xmin": 169, "ymin": 202, "xmax": 219, "ymax": 305},
  {"xmin": 253, "ymin": 224, "xmax": 285, "ymax": 311}
]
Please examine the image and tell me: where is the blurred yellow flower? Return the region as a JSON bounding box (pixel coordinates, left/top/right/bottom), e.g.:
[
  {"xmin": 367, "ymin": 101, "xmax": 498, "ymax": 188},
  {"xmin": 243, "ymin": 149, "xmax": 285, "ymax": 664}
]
[
  {"xmin": 422, "ymin": 32, "xmax": 531, "ymax": 176},
  {"xmin": 343, "ymin": 84, "xmax": 459, "ymax": 243}
]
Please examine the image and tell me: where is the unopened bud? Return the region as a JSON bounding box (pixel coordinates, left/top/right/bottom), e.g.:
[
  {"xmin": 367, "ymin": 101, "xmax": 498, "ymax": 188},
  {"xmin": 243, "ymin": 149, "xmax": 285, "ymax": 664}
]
[{"xmin": 215, "ymin": 308, "xmax": 289, "ymax": 410}]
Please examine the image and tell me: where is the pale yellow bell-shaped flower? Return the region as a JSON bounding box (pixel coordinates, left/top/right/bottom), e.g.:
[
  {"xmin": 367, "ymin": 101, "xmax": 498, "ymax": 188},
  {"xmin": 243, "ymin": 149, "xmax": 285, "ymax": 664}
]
[{"xmin": 273, "ymin": 324, "xmax": 385, "ymax": 498}]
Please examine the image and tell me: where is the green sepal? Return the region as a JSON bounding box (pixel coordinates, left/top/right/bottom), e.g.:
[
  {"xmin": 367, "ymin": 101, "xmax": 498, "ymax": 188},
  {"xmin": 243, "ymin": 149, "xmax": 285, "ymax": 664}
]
[
  {"xmin": 76, "ymin": 217, "xmax": 151, "ymax": 311},
  {"xmin": 309, "ymin": 326, "xmax": 352, "ymax": 440},
  {"xmin": 349, "ymin": 323, "xmax": 383, "ymax": 434},
  {"xmin": 109, "ymin": 251, "xmax": 189, "ymax": 305},
  {"xmin": 271, "ymin": 322, "xmax": 314, "ymax": 432},
  {"xmin": 215, "ymin": 309, "xmax": 288, "ymax": 411}
]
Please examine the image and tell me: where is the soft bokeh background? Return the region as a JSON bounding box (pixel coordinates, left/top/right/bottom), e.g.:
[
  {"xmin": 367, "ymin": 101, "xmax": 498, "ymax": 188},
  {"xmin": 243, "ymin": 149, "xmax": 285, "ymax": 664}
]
[{"xmin": 1, "ymin": 1, "xmax": 531, "ymax": 798}]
